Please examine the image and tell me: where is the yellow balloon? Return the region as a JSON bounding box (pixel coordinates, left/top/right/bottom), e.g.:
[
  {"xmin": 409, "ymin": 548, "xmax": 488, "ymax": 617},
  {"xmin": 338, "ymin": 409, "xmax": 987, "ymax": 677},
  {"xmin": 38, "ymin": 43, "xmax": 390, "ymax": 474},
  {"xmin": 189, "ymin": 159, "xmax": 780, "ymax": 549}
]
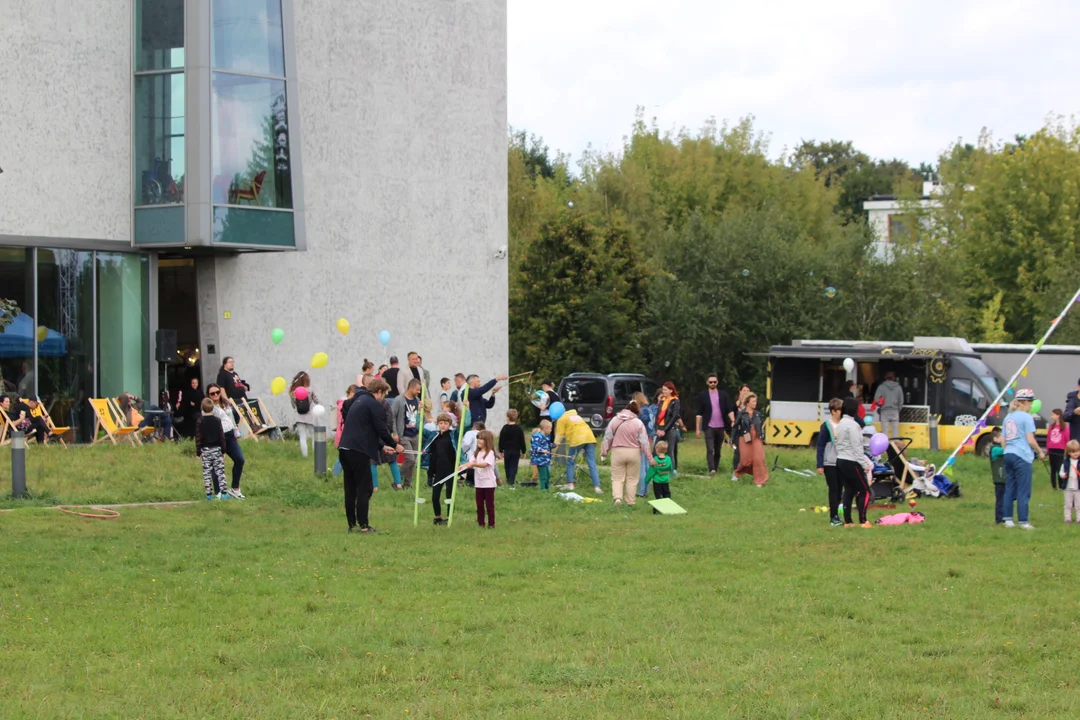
[
  {"xmin": 270, "ymin": 377, "xmax": 287, "ymax": 395},
  {"xmin": 36, "ymin": 326, "xmax": 47, "ymax": 343},
  {"xmin": 336, "ymin": 317, "xmax": 350, "ymax": 335},
  {"xmin": 311, "ymin": 352, "xmax": 329, "ymax": 369}
]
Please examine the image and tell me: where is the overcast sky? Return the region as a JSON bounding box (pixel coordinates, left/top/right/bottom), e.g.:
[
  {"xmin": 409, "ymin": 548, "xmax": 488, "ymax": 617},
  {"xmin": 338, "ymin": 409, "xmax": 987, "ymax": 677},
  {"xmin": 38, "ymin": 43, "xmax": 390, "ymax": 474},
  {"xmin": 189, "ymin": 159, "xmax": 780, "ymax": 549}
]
[{"xmin": 508, "ymin": 0, "xmax": 1080, "ymax": 169}]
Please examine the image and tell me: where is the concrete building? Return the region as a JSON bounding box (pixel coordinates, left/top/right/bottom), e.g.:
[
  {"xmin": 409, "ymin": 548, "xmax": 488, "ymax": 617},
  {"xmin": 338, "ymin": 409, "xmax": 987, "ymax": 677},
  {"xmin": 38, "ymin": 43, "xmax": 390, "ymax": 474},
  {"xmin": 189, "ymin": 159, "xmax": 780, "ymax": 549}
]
[
  {"xmin": 863, "ymin": 180, "xmax": 941, "ymax": 261},
  {"xmin": 0, "ymin": 0, "xmax": 508, "ymax": 440}
]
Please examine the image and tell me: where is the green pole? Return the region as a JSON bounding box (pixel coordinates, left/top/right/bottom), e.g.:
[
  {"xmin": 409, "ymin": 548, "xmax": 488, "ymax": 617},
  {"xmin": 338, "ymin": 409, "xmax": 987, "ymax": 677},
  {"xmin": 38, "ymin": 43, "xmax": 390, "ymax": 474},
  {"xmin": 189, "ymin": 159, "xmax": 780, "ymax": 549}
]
[
  {"xmin": 413, "ymin": 380, "xmax": 427, "ymax": 526},
  {"xmin": 446, "ymin": 400, "xmax": 468, "ymax": 527}
]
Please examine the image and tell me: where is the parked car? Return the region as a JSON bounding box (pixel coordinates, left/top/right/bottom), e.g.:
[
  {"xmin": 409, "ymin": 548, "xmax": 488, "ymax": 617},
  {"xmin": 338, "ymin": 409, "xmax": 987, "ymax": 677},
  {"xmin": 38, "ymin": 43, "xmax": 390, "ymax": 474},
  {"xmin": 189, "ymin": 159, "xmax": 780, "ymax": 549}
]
[{"xmin": 557, "ymin": 373, "xmax": 659, "ymax": 431}]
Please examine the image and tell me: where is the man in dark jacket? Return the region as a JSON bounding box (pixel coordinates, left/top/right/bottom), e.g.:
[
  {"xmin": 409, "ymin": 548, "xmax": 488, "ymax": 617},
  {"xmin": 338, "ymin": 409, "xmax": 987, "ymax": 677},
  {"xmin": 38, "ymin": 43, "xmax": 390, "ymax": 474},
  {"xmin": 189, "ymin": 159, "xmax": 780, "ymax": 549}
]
[
  {"xmin": 466, "ymin": 373, "xmax": 508, "ymax": 427},
  {"xmin": 216, "ymin": 357, "xmax": 250, "ymax": 401},
  {"xmin": 695, "ymin": 374, "xmax": 735, "ymax": 476},
  {"xmin": 1065, "ymin": 379, "xmax": 1080, "ymax": 441},
  {"xmin": 338, "ymin": 379, "xmax": 402, "ymax": 533}
]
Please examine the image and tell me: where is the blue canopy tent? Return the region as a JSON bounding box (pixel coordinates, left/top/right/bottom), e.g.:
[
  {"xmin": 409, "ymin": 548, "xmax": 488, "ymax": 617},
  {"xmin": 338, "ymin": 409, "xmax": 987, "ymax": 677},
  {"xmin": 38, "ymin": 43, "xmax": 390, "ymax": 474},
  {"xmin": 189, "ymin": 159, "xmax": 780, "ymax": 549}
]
[{"xmin": 0, "ymin": 313, "xmax": 67, "ymax": 358}]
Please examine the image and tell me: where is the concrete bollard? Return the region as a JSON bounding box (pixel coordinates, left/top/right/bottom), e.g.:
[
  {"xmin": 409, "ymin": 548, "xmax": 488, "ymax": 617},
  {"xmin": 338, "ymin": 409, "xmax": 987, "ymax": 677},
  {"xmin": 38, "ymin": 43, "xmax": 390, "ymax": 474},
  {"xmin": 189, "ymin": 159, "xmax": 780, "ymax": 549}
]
[
  {"xmin": 314, "ymin": 425, "xmax": 327, "ymax": 475},
  {"xmin": 929, "ymin": 416, "xmax": 939, "ymax": 451},
  {"xmin": 11, "ymin": 431, "xmax": 26, "ymax": 498}
]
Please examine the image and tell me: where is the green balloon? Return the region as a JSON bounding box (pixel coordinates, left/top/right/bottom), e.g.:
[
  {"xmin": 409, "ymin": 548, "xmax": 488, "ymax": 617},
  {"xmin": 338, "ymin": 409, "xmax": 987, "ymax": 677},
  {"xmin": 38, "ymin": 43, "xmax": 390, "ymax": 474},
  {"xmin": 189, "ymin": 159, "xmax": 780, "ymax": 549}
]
[
  {"xmin": 1031, "ymin": 398, "xmax": 1042, "ymax": 414},
  {"xmin": 271, "ymin": 328, "xmax": 284, "ymax": 345}
]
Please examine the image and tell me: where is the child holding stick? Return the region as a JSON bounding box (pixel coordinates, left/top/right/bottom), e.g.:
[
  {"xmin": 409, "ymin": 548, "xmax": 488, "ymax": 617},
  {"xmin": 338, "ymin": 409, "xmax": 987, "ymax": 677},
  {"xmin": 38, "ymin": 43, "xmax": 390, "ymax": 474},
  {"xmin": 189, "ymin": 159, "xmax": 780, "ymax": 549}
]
[
  {"xmin": 530, "ymin": 419, "xmax": 554, "ymax": 490},
  {"xmin": 464, "ymin": 430, "xmax": 499, "ymax": 528}
]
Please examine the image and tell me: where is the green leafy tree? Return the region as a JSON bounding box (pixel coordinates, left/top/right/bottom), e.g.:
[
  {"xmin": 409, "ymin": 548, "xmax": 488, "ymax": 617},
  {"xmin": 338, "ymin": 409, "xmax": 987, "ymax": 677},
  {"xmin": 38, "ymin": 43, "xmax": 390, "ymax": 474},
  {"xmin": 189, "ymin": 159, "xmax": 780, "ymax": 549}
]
[
  {"xmin": 509, "ymin": 212, "xmax": 647, "ymax": 387},
  {"xmin": 934, "ymin": 120, "xmax": 1080, "ymax": 342}
]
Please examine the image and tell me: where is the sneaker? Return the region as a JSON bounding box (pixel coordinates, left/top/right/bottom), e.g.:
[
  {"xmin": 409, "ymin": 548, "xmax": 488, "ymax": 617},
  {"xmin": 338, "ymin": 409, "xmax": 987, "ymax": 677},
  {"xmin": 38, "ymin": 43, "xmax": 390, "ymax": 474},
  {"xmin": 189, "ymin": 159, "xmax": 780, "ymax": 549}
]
[
  {"xmin": 392, "ymin": 484, "xmax": 402, "ymax": 491},
  {"xmin": 614, "ymin": 498, "xmax": 623, "ymax": 506},
  {"xmin": 218, "ymin": 492, "xmax": 232, "ymax": 500},
  {"xmin": 433, "ymin": 518, "xmax": 443, "ymax": 526},
  {"xmin": 360, "ymin": 526, "xmax": 378, "ymax": 534},
  {"xmin": 844, "ymin": 523, "xmax": 855, "ymax": 527},
  {"xmin": 709, "ymin": 470, "xmax": 716, "ymax": 477},
  {"xmin": 228, "ymin": 488, "xmax": 246, "ymax": 499},
  {"xmin": 830, "ymin": 518, "xmax": 843, "ymax": 527},
  {"xmin": 731, "ymin": 474, "xmax": 739, "ymax": 482},
  {"xmin": 1003, "ymin": 520, "xmax": 1016, "ymax": 528},
  {"xmin": 860, "ymin": 522, "xmax": 873, "ymax": 528},
  {"xmin": 593, "ymin": 486, "xmax": 603, "ymax": 494},
  {"xmin": 347, "ymin": 526, "xmax": 358, "ymax": 534},
  {"xmin": 1020, "ymin": 523, "xmax": 1035, "ymax": 530},
  {"xmin": 565, "ymin": 484, "xmax": 575, "ymax": 491},
  {"xmin": 206, "ymin": 494, "xmax": 215, "ymax": 501}
]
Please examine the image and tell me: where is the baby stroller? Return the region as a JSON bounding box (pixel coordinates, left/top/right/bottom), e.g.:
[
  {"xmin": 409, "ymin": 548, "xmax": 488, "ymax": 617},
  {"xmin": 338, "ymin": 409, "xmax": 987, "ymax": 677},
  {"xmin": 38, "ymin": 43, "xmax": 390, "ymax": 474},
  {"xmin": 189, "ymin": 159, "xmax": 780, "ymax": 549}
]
[{"xmin": 868, "ymin": 438, "xmax": 937, "ymax": 502}]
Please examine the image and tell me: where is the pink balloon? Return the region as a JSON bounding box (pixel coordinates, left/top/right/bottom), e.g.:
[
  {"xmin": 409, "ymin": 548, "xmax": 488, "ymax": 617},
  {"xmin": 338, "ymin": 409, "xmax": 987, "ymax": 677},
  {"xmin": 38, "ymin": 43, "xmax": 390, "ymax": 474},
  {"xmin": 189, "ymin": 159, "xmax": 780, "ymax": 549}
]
[
  {"xmin": 869, "ymin": 432, "xmax": 889, "ymax": 456},
  {"xmin": 294, "ymin": 386, "xmax": 309, "ymax": 401}
]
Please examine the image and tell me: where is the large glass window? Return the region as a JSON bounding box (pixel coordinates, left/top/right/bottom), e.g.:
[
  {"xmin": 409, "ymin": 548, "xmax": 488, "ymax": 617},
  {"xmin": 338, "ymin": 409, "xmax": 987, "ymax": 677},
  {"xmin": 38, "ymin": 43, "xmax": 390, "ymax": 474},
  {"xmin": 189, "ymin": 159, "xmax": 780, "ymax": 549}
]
[
  {"xmin": 211, "ymin": 73, "xmax": 292, "ymax": 208},
  {"xmin": 37, "ymin": 250, "xmax": 95, "ymax": 442},
  {"xmin": 212, "ymin": 0, "xmax": 286, "ymax": 77},
  {"xmin": 135, "ymin": 73, "xmax": 186, "ymax": 205},
  {"xmin": 97, "ymin": 253, "xmax": 150, "ymax": 402},
  {"xmin": 0, "ymin": 247, "xmax": 34, "ymax": 399},
  {"xmin": 135, "ymin": 0, "xmax": 185, "ymax": 71}
]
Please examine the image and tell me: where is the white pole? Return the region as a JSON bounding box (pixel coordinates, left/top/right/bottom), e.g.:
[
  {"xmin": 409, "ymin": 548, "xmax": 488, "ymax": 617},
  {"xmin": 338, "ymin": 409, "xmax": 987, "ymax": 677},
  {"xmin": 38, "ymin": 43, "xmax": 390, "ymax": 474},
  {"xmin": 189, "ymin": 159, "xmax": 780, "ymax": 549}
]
[{"xmin": 941, "ymin": 283, "xmax": 1080, "ymax": 472}]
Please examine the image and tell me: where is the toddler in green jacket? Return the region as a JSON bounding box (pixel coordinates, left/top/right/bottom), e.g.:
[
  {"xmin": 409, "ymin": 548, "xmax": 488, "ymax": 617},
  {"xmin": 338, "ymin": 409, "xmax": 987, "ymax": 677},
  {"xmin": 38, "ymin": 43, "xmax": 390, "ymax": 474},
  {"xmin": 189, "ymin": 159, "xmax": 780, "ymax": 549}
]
[{"xmin": 646, "ymin": 440, "xmax": 674, "ymax": 509}]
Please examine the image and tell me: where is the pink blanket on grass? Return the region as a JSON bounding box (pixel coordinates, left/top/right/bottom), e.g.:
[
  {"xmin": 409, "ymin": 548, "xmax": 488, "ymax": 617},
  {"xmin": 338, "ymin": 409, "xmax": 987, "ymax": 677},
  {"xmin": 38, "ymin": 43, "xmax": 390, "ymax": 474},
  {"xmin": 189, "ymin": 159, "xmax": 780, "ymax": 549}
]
[{"xmin": 876, "ymin": 512, "xmax": 925, "ymax": 525}]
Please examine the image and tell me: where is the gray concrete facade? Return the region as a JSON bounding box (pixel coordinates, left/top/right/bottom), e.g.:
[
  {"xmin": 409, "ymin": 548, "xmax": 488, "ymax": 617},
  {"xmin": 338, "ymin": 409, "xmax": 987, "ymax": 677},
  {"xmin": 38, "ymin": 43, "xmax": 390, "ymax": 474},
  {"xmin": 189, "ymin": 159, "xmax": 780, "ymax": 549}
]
[
  {"xmin": 0, "ymin": 1, "xmax": 131, "ymax": 243},
  {"xmin": 198, "ymin": 0, "xmax": 509, "ymax": 425}
]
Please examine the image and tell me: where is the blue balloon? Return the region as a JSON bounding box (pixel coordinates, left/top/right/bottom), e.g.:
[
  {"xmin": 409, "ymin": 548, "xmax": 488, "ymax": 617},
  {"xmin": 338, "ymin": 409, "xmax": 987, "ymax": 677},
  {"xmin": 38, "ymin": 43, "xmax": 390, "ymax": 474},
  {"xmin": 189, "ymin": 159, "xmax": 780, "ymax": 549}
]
[
  {"xmin": 864, "ymin": 415, "xmax": 874, "ymax": 426},
  {"xmin": 378, "ymin": 330, "xmax": 391, "ymax": 346},
  {"xmin": 549, "ymin": 401, "xmax": 566, "ymax": 421}
]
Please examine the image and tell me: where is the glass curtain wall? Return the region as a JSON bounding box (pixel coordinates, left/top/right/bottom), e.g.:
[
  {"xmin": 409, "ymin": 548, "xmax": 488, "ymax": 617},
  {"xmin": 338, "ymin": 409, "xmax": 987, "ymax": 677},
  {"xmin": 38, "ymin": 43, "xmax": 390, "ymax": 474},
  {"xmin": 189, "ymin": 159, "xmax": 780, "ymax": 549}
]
[
  {"xmin": 0, "ymin": 247, "xmax": 35, "ymax": 399},
  {"xmin": 1, "ymin": 247, "xmax": 150, "ymax": 442},
  {"xmin": 210, "ymin": 0, "xmax": 294, "ymax": 246},
  {"xmin": 36, "ymin": 250, "xmax": 95, "ymax": 442},
  {"xmin": 97, "ymin": 253, "xmax": 150, "ymax": 403},
  {"xmin": 134, "ymin": 0, "xmax": 185, "ymax": 245}
]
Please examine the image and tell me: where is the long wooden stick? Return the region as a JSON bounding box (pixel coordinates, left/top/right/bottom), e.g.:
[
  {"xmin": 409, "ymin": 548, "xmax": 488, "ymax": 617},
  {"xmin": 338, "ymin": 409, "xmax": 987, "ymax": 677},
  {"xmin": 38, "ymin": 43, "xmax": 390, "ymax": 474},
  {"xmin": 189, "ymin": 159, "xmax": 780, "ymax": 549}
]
[{"xmin": 446, "ymin": 400, "xmax": 469, "ymax": 527}]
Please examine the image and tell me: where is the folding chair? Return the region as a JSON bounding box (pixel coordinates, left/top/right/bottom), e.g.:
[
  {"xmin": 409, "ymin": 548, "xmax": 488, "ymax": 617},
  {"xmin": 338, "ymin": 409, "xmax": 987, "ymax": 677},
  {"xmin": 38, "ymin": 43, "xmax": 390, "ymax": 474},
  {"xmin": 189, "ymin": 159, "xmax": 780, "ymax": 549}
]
[
  {"xmin": 89, "ymin": 398, "xmax": 142, "ymax": 446},
  {"xmin": 114, "ymin": 401, "xmax": 157, "ymax": 443},
  {"xmin": 0, "ymin": 406, "xmax": 19, "ymax": 446},
  {"xmin": 244, "ymin": 397, "xmax": 280, "ymax": 440},
  {"xmin": 229, "ymin": 398, "xmax": 271, "ymax": 442},
  {"xmin": 30, "ymin": 401, "xmax": 70, "ymax": 447}
]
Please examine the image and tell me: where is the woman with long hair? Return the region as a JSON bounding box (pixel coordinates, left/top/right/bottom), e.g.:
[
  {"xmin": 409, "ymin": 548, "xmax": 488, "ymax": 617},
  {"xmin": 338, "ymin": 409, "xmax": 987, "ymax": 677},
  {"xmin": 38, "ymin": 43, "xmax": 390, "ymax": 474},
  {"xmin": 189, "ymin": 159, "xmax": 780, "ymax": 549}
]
[
  {"xmin": 289, "ymin": 371, "xmax": 320, "ymax": 458},
  {"xmin": 731, "ymin": 384, "xmax": 752, "ymax": 468},
  {"xmin": 206, "ymin": 383, "xmax": 246, "ymax": 498},
  {"xmin": 635, "ymin": 391, "xmax": 657, "ymax": 496},
  {"xmin": 834, "ymin": 397, "xmax": 871, "ymax": 527},
  {"xmin": 357, "ymin": 359, "xmax": 375, "ymax": 389},
  {"xmin": 732, "ymin": 393, "xmax": 769, "ymax": 486},
  {"xmin": 655, "ymin": 381, "xmax": 682, "ymax": 472}
]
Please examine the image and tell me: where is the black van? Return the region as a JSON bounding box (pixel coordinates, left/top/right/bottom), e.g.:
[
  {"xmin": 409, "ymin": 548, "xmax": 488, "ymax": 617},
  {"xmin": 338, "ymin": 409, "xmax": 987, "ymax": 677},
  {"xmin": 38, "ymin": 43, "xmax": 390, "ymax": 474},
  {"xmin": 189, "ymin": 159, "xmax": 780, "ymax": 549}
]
[{"xmin": 557, "ymin": 373, "xmax": 658, "ymax": 431}]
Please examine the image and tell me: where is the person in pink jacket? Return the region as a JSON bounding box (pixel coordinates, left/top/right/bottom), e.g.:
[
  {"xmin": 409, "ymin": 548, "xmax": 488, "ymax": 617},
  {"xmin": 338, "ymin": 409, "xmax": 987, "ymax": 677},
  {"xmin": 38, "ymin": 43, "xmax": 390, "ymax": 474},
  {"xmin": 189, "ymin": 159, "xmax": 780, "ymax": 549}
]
[
  {"xmin": 1047, "ymin": 408, "xmax": 1070, "ymax": 490},
  {"xmin": 600, "ymin": 401, "xmax": 654, "ymax": 507},
  {"xmin": 464, "ymin": 430, "xmax": 500, "ymax": 528}
]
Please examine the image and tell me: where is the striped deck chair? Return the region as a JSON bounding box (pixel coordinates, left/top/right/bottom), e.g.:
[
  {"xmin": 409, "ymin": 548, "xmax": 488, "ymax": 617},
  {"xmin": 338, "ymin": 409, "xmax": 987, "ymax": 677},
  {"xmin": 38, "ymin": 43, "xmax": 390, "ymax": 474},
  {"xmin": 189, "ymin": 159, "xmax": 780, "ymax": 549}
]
[{"xmin": 89, "ymin": 398, "xmax": 142, "ymax": 446}]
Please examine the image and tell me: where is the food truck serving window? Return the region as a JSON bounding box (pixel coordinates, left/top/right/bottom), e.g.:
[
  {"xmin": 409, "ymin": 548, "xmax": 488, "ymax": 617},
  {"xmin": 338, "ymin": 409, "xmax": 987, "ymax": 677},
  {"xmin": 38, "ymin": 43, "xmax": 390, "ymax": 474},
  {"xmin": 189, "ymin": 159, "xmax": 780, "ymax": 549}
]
[{"xmin": 771, "ymin": 357, "xmax": 820, "ymax": 402}]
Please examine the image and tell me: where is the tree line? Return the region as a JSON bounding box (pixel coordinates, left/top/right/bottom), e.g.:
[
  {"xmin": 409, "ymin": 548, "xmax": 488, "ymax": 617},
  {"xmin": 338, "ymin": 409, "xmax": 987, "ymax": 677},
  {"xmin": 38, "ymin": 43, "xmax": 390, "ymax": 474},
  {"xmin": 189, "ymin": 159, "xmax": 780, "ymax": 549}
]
[{"xmin": 508, "ymin": 111, "xmax": 1080, "ymax": 409}]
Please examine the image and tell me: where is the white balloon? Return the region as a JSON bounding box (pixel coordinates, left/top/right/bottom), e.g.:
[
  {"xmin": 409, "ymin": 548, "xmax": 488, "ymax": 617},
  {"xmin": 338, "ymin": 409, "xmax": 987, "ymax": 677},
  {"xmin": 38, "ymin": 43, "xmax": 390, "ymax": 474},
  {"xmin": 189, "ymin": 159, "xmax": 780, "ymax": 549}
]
[
  {"xmin": 843, "ymin": 358, "xmax": 856, "ymax": 373},
  {"xmin": 312, "ymin": 404, "xmax": 326, "ymax": 417}
]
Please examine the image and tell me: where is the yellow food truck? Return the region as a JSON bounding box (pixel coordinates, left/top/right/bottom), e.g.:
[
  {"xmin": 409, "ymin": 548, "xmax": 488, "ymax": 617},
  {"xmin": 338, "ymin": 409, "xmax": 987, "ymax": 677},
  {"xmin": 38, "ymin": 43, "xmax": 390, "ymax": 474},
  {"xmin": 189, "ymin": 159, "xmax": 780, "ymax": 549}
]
[{"xmin": 761, "ymin": 337, "xmax": 1035, "ymax": 453}]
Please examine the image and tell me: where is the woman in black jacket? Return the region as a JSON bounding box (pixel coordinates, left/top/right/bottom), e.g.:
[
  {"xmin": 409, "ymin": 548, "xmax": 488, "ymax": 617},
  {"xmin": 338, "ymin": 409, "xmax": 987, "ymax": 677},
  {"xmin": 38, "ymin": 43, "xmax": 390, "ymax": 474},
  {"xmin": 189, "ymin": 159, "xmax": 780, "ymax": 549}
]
[
  {"xmin": 338, "ymin": 378, "xmax": 402, "ymax": 533},
  {"xmin": 655, "ymin": 381, "xmax": 682, "ymax": 472}
]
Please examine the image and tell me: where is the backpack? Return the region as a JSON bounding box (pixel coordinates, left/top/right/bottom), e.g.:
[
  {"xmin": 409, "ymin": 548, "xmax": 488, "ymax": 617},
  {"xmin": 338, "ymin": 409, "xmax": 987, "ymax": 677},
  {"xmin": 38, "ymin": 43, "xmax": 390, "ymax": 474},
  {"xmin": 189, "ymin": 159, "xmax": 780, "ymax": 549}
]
[{"xmin": 294, "ymin": 393, "xmax": 311, "ymax": 415}]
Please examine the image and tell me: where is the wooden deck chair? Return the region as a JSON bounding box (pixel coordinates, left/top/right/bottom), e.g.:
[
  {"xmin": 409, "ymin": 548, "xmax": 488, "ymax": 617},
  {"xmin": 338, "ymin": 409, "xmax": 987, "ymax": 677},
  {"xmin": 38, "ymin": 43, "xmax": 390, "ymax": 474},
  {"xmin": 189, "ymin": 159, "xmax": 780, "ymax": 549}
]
[
  {"xmin": 115, "ymin": 401, "xmax": 157, "ymax": 442},
  {"xmin": 89, "ymin": 398, "xmax": 141, "ymax": 446},
  {"xmin": 29, "ymin": 401, "xmax": 70, "ymax": 447},
  {"xmin": 244, "ymin": 397, "xmax": 280, "ymax": 440},
  {"xmin": 228, "ymin": 398, "xmax": 267, "ymax": 441},
  {"xmin": 0, "ymin": 405, "xmax": 18, "ymax": 446}
]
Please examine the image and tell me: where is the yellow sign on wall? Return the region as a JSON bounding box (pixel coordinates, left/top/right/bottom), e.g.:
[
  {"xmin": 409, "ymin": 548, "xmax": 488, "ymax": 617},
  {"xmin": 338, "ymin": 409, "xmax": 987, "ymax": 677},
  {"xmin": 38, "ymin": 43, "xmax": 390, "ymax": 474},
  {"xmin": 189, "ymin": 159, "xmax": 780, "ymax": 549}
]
[{"xmin": 223, "ymin": 311, "xmax": 231, "ymax": 319}]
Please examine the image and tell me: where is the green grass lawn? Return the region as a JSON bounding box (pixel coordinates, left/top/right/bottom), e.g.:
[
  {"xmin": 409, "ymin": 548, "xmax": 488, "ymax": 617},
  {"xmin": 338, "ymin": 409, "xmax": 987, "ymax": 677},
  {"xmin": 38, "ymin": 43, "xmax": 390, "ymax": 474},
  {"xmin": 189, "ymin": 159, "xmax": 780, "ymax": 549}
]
[{"xmin": 1, "ymin": 439, "xmax": 1078, "ymax": 718}]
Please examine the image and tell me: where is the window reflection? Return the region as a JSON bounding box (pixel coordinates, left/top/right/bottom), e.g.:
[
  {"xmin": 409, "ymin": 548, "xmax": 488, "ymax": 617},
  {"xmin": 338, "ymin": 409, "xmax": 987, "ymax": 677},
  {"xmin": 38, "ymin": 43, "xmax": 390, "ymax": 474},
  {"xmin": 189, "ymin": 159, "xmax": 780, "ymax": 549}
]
[
  {"xmin": 0, "ymin": 247, "xmax": 34, "ymax": 398},
  {"xmin": 211, "ymin": 73, "xmax": 292, "ymax": 208},
  {"xmin": 136, "ymin": 0, "xmax": 185, "ymax": 71},
  {"xmin": 212, "ymin": 0, "xmax": 286, "ymax": 77},
  {"xmin": 135, "ymin": 73, "xmax": 186, "ymax": 205}
]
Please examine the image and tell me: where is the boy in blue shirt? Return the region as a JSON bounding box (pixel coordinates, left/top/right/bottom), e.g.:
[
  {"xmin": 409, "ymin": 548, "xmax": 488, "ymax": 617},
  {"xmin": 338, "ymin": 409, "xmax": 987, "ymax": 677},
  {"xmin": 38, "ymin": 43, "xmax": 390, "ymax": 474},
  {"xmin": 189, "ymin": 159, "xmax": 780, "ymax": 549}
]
[{"xmin": 530, "ymin": 420, "xmax": 553, "ymax": 490}]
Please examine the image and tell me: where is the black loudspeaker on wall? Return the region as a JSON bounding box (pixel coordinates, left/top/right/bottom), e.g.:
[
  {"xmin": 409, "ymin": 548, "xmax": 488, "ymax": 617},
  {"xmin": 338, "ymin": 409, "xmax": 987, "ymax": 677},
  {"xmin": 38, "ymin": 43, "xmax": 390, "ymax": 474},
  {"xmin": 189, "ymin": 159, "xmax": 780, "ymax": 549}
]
[{"xmin": 155, "ymin": 329, "xmax": 178, "ymax": 363}]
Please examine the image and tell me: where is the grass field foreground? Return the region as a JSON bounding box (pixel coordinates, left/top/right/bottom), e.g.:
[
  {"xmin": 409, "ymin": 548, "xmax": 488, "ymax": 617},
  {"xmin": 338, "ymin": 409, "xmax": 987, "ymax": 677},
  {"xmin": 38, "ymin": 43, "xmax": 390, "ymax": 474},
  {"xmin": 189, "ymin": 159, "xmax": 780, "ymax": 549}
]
[{"xmin": 1, "ymin": 440, "xmax": 1078, "ymax": 718}]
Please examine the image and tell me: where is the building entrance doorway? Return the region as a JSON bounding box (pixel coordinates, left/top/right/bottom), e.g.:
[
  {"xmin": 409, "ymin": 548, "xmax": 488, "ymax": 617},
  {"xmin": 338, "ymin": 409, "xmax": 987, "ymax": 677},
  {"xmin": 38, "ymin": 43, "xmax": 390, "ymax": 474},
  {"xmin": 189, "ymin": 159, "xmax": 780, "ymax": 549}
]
[{"xmin": 158, "ymin": 257, "xmax": 200, "ymax": 436}]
